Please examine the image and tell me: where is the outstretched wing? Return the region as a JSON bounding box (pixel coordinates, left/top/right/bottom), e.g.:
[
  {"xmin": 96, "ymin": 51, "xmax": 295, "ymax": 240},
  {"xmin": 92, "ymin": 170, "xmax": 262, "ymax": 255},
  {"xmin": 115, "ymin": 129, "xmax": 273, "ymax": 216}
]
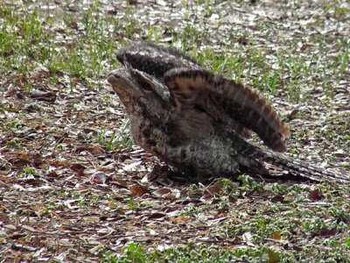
[
  {"xmin": 164, "ymin": 68, "xmax": 290, "ymax": 152},
  {"xmin": 116, "ymin": 41, "xmax": 200, "ymax": 79}
]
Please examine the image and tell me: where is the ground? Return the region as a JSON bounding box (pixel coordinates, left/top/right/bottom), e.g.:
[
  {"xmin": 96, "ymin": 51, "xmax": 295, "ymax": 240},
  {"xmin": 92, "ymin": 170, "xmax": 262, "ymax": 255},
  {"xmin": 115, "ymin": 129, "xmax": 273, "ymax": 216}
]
[{"xmin": 0, "ymin": 0, "xmax": 349, "ymax": 262}]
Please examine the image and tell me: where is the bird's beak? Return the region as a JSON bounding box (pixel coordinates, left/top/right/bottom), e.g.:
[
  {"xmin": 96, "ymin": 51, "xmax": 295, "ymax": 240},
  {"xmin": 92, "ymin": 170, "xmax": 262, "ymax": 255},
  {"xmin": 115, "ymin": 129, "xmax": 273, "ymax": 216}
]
[{"xmin": 107, "ymin": 70, "xmax": 121, "ymax": 87}]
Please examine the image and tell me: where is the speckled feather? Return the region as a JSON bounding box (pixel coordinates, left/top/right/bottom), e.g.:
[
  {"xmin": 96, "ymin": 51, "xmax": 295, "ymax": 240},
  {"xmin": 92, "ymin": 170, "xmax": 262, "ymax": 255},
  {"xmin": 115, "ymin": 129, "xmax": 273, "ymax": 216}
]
[
  {"xmin": 164, "ymin": 68, "xmax": 290, "ymax": 152},
  {"xmin": 117, "ymin": 42, "xmax": 290, "ymax": 151},
  {"xmin": 107, "ymin": 67, "xmax": 350, "ymax": 183},
  {"xmin": 117, "ymin": 42, "xmax": 201, "ymax": 79}
]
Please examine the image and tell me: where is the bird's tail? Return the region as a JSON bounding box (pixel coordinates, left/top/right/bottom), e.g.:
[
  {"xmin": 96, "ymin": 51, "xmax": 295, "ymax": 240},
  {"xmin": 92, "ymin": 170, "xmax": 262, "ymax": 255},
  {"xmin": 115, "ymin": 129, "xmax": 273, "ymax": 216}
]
[{"xmin": 238, "ymin": 143, "xmax": 350, "ymax": 183}]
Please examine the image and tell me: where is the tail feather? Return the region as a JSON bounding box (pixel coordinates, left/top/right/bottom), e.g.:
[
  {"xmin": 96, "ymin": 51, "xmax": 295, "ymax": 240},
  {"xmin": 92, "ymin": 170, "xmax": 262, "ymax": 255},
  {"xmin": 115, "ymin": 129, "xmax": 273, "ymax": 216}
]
[{"xmin": 238, "ymin": 143, "xmax": 350, "ymax": 183}]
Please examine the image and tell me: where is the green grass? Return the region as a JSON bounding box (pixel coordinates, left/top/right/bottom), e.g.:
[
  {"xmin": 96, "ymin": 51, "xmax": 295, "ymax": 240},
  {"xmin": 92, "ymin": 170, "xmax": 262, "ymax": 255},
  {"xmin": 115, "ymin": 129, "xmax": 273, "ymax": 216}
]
[
  {"xmin": 102, "ymin": 240, "xmax": 350, "ymax": 262},
  {"xmin": 102, "ymin": 242, "xmax": 284, "ymax": 263},
  {"xmin": 0, "ymin": 3, "xmax": 120, "ymax": 83},
  {"xmin": 96, "ymin": 119, "xmax": 133, "ymax": 151}
]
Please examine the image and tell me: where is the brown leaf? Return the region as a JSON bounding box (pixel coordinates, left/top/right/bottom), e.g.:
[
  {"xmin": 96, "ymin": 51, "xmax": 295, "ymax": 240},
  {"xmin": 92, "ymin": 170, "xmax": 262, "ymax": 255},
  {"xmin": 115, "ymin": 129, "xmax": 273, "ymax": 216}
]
[
  {"xmin": 153, "ymin": 187, "xmax": 172, "ymax": 198},
  {"xmin": 271, "ymin": 194, "xmax": 285, "ymax": 202},
  {"xmin": 70, "ymin": 163, "xmax": 86, "ymax": 176},
  {"xmin": 8, "ymin": 151, "xmax": 30, "ymax": 166},
  {"xmin": 147, "ymin": 212, "xmax": 166, "ymax": 220},
  {"xmin": 30, "ymin": 90, "xmax": 56, "ymax": 102},
  {"xmin": 271, "ymin": 231, "xmax": 282, "ymax": 241},
  {"xmin": 313, "ymin": 228, "xmax": 338, "ymax": 237},
  {"xmin": 170, "ymin": 216, "xmax": 191, "ymax": 224},
  {"xmin": 309, "ymin": 189, "xmax": 324, "ymax": 201},
  {"xmin": 75, "ymin": 144, "xmax": 105, "ymax": 155},
  {"xmin": 9, "ymin": 232, "xmax": 26, "ymax": 240},
  {"xmin": 111, "ymin": 178, "xmax": 129, "ymax": 188},
  {"xmin": 7, "ymin": 151, "xmax": 44, "ymax": 168},
  {"xmin": 203, "ymin": 181, "xmax": 223, "ymax": 198},
  {"xmin": 129, "ymin": 183, "xmax": 149, "ymax": 197},
  {"xmin": 46, "ymin": 171, "xmax": 59, "ymax": 178}
]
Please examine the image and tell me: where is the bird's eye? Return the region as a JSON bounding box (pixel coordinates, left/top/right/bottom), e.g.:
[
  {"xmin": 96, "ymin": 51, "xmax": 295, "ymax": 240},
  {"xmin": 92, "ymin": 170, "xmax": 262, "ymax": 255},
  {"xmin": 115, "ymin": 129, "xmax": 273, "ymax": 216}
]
[{"xmin": 141, "ymin": 82, "xmax": 154, "ymax": 93}]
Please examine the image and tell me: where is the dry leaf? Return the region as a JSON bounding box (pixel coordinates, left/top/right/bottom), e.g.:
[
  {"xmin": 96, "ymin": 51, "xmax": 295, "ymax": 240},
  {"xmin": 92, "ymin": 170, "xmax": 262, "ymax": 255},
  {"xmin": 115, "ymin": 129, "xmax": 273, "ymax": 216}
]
[
  {"xmin": 271, "ymin": 231, "xmax": 282, "ymax": 241},
  {"xmin": 171, "ymin": 216, "xmax": 191, "ymax": 224},
  {"xmin": 129, "ymin": 183, "xmax": 149, "ymax": 197},
  {"xmin": 309, "ymin": 189, "xmax": 324, "ymax": 201},
  {"xmin": 70, "ymin": 163, "xmax": 86, "ymax": 176}
]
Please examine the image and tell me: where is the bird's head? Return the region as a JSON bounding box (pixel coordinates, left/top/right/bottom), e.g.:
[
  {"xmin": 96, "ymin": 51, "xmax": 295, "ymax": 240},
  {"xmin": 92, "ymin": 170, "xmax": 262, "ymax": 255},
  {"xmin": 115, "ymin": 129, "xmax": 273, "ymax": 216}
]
[
  {"xmin": 107, "ymin": 68, "xmax": 171, "ymax": 118},
  {"xmin": 107, "ymin": 68, "xmax": 143, "ymax": 113}
]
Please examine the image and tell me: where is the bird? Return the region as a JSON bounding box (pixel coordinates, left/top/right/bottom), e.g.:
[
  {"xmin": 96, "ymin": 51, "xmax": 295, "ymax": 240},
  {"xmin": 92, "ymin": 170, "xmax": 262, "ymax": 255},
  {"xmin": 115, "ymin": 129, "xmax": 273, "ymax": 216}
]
[
  {"xmin": 116, "ymin": 42, "xmax": 290, "ymax": 152},
  {"xmin": 107, "ymin": 42, "xmax": 349, "ymax": 183}
]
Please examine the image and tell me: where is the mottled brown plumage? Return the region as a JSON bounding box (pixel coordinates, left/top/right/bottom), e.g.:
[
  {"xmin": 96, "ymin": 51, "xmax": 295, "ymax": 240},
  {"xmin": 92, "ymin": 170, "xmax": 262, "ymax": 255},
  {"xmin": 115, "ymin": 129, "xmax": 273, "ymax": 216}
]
[
  {"xmin": 116, "ymin": 42, "xmax": 200, "ymax": 79},
  {"xmin": 107, "ymin": 65, "xmax": 349, "ymax": 183},
  {"xmin": 117, "ymin": 42, "xmax": 290, "ymax": 152},
  {"xmin": 164, "ymin": 68, "xmax": 290, "ymax": 152}
]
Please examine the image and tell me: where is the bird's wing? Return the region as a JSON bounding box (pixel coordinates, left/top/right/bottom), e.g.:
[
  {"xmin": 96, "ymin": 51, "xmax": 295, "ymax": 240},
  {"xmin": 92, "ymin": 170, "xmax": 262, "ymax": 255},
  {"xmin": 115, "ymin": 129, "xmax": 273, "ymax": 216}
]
[
  {"xmin": 164, "ymin": 68, "xmax": 290, "ymax": 152},
  {"xmin": 116, "ymin": 42, "xmax": 200, "ymax": 79}
]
